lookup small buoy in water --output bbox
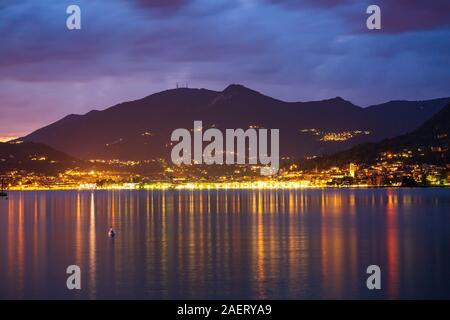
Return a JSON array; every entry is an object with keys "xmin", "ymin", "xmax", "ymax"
[{"xmin": 108, "ymin": 227, "xmax": 116, "ymax": 238}]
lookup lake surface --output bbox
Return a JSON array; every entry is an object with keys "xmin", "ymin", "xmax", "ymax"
[{"xmin": 1, "ymin": 188, "xmax": 450, "ymax": 299}]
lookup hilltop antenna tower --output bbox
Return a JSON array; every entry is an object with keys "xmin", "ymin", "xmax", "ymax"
[{"xmin": 176, "ymin": 82, "xmax": 190, "ymax": 89}]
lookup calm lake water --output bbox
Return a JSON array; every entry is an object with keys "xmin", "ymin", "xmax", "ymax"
[{"xmin": 1, "ymin": 188, "xmax": 450, "ymax": 299}]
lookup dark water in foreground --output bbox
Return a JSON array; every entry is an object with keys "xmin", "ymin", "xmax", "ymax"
[{"xmin": 1, "ymin": 188, "xmax": 450, "ymax": 299}]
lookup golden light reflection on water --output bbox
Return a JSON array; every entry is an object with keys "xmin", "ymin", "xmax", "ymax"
[
  {"xmin": 0, "ymin": 189, "xmax": 449, "ymax": 299},
  {"xmin": 89, "ymin": 192, "xmax": 96, "ymax": 298},
  {"xmin": 386, "ymin": 190, "xmax": 399, "ymax": 298}
]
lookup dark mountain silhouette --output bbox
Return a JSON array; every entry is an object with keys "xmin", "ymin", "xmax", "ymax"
[
  {"xmin": 20, "ymin": 84, "xmax": 450, "ymax": 161},
  {"xmin": 311, "ymin": 103, "xmax": 450, "ymax": 168},
  {"xmin": 0, "ymin": 141, "xmax": 82, "ymax": 174}
]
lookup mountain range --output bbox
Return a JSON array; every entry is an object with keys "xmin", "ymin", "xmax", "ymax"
[
  {"xmin": 19, "ymin": 84, "xmax": 450, "ymax": 162},
  {"xmin": 0, "ymin": 141, "xmax": 80, "ymax": 174},
  {"xmin": 310, "ymin": 103, "xmax": 450, "ymax": 168}
]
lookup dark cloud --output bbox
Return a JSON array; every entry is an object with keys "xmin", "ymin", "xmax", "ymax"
[
  {"xmin": 134, "ymin": 0, "xmax": 187, "ymax": 7},
  {"xmin": 378, "ymin": 0, "xmax": 450, "ymax": 33},
  {"xmin": 132, "ymin": 0, "xmax": 189, "ymax": 13},
  {"xmin": 0, "ymin": 0, "xmax": 18, "ymax": 10},
  {"xmin": 268, "ymin": 0, "xmax": 352, "ymax": 8},
  {"xmin": 270, "ymin": 0, "xmax": 450, "ymax": 33},
  {"xmin": 0, "ymin": 0, "xmax": 450, "ymax": 137}
]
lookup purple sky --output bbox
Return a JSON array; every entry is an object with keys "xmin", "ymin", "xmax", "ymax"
[{"xmin": 1, "ymin": 0, "xmax": 450, "ymax": 140}]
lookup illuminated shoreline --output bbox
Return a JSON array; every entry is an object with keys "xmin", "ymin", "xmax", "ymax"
[{"xmin": 6, "ymin": 181, "xmax": 449, "ymax": 191}]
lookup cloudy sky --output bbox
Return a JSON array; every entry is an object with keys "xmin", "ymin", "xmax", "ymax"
[{"xmin": 1, "ymin": 0, "xmax": 450, "ymax": 140}]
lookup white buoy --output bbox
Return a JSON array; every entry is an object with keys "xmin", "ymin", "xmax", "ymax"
[{"xmin": 108, "ymin": 227, "xmax": 116, "ymax": 238}]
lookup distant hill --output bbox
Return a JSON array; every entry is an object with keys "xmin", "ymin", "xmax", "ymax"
[
  {"xmin": 20, "ymin": 84, "xmax": 450, "ymax": 161},
  {"xmin": 310, "ymin": 103, "xmax": 450, "ymax": 168},
  {"xmin": 0, "ymin": 141, "xmax": 81, "ymax": 174}
]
